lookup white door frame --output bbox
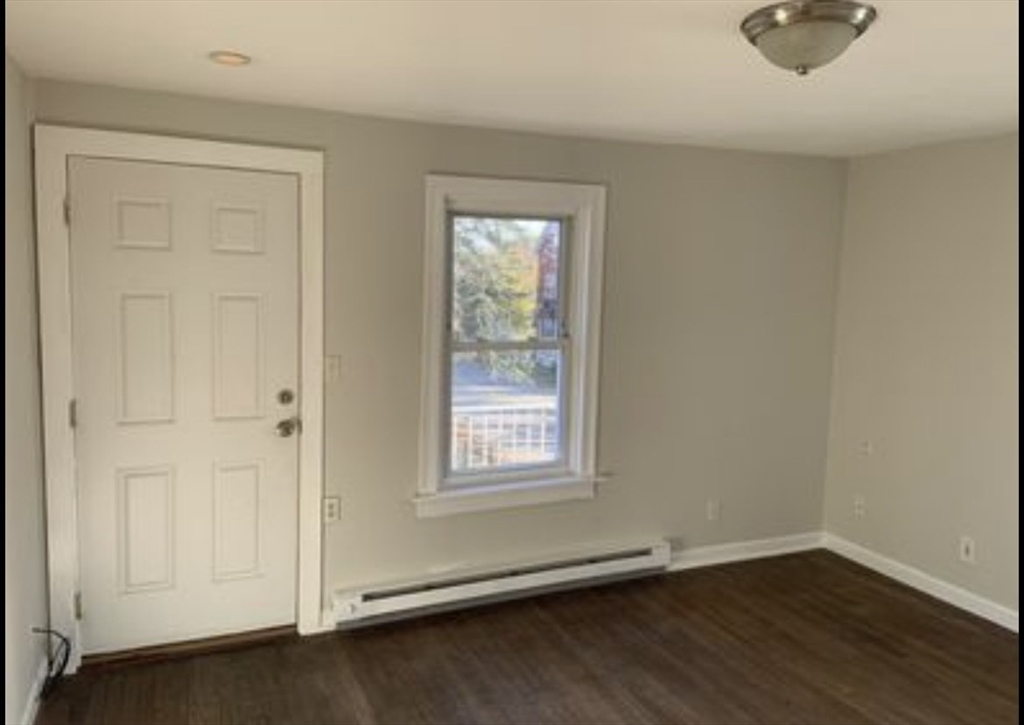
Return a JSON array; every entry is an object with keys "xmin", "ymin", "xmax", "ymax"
[{"xmin": 35, "ymin": 125, "xmax": 327, "ymax": 672}]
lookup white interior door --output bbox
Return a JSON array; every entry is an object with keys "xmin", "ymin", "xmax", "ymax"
[{"xmin": 70, "ymin": 157, "xmax": 300, "ymax": 654}]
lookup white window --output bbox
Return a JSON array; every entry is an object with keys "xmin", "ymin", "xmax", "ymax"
[{"xmin": 416, "ymin": 175, "xmax": 606, "ymax": 517}]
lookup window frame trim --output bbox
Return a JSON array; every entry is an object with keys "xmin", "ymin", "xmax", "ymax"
[{"xmin": 418, "ymin": 175, "xmax": 606, "ymax": 517}]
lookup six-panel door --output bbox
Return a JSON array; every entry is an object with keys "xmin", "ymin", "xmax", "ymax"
[{"xmin": 70, "ymin": 157, "xmax": 300, "ymax": 653}]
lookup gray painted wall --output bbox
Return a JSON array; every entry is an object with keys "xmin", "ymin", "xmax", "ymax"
[
  {"xmin": 825, "ymin": 134, "xmax": 1019, "ymax": 609},
  {"xmin": 34, "ymin": 80, "xmax": 846, "ymax": 603},
  {"xmin": 5, "ymin": 55, "xmax": 48, "ymax": 725}
]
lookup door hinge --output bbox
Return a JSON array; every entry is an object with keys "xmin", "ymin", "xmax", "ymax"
[
  {"xmin": 74, "ymin": 591, "xmax": 83, "ymax": 620},
  {"xmin": 69, "ymin": 399, "xmax": 78, "ymax": 429},
  {"xmin": 63, "ymin": 196, "xmax": 71, "ymax": 227}
]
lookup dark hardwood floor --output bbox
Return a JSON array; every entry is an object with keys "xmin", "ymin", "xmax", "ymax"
[{"xmin": 36, "ymin": 550, "xmax": 1018, "ymax": 725}]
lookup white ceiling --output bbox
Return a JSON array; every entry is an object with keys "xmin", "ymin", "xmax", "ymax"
[{"xmin": 5, "ymin": 0, "xmax": 1019, "ymax": 156}]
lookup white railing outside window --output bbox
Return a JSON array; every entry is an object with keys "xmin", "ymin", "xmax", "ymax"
[{"xmin": 451, "ymin": 403, "xmax": 559, "ymax": 471}]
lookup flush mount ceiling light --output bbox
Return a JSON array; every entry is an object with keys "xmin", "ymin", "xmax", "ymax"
[
  {"xmin": 208, "ymin": 49, "xmax": 252, "ymax": 67},
  {"xmin": 741, "ymin": 0, "xmax": 877, "ymax": 76}
]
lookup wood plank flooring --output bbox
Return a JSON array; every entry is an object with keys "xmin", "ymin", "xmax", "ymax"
[{"xmin": 36, "ymin": 551, "xmax": 1019, "ymax": 725}]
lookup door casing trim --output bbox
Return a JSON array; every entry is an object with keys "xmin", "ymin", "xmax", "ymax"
[{"xmin": 35, "ymin": 125, "xmax": 328, "ymax": 671}]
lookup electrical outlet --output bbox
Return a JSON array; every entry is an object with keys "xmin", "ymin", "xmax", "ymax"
[
  {"xmin": 958, "ymin": 535, "xmax": 976, "ymax": 564},
  {"xmin": 323, "ymin": 496, "xmax": 341, "ymax": 524},
  {"xmin": 705, "ymin": 499, "xmax": 721, "ymax": 522},
  {"xmin": 853, "ymin": 494, "xmax": 866, "ymax": 518}
]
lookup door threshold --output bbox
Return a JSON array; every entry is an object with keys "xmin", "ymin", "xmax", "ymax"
[{"xmin": 81, "ymin": 625, "xmax": 298, "ymax": 670}]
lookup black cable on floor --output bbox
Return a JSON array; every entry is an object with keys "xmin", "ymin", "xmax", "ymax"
[{"xmin": 32, "ymin": 627, "xmax": 71, "ymax": 698}]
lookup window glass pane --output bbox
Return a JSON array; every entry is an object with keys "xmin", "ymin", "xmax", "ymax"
[
  {"xmin": 451, "ymin": 216, "xmax": 561, "ymax": 342},
  {"xmin": 450, "ymin": 350, "xmax": 562, "ymax": 475}
]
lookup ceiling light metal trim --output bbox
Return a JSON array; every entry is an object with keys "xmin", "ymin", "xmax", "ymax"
[{"xmin": 741, "ymin": 1, "xmax": 876, "ymax": 44}]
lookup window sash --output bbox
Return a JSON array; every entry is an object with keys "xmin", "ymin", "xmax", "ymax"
[
  {"xmin": 446, "ymin": 212, "xmax": 569, "ymax": 345},
  {"xmin": 444, "ymin": 346, "xmax": 571, "ymax": 484},
  {"xmin": 442, "ymin": 214, "xmax": 572, "ymax": 487},
  {"xmin": 450, "ymin": 340, "xmax": 561, "ymax": 353}
]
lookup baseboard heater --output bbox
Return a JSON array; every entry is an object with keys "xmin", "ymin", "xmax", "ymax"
[{"xmin": 333, "ymin": 539, "xmax": 671, "ymax": 626}]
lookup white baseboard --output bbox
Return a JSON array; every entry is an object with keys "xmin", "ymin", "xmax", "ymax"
[
  {"xmin": 666, "ymin": 531, "xmax": 1018, "ymax": 634},
  {"xmin": 19, "ymin": 657, "xmax": 49, "ymax": 725},
  {"xmin": 669, "ymin": 531, "xmax": 824, "ymax": 572},
  {"xmin": 823, "ymin": 533, "xmax": 1019, "ymax": 633}
]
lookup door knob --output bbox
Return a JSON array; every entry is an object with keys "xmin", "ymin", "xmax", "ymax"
[{"xmin": 276, "ymin": 416, "xmax": 302, "ymax": 437}]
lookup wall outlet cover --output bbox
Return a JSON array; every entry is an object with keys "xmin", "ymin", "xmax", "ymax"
[{"xmin": 324, "ymin": 496, "xmax": 341, "ymax": 524}]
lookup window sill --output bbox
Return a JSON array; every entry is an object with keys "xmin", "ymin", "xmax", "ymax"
[{"xmin": 414, "ymin": 476, "xmax": 596, "ymax": 518}]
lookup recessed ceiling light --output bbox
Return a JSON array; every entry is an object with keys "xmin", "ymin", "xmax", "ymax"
[{"xmin": 208, "ymin": 50, "xmax": 251, "ymax": 67}]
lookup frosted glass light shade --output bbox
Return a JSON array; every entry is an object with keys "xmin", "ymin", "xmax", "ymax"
[{"xmin": 755, "ymin": 21, "xmax": 857, "ymax": 74}]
